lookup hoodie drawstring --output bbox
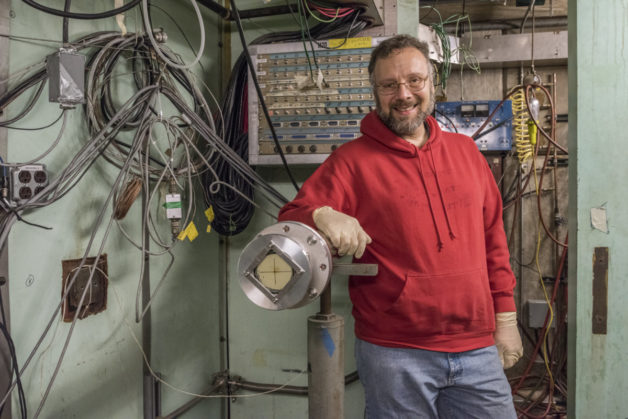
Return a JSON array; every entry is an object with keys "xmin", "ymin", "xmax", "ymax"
[
  {"xmin": 417, "ymin": 154, "xmax": 445, "ymax": 251},
  {"xmin": 429, "ymin": 146, "xmax": 457, "ymax": 241}
]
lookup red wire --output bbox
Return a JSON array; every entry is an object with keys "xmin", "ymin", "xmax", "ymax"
[
  {"xmin": 309, "ymin": 3, "xmax": 354, "ymax": 18},
  {"xmin": 512, "ymin": 234, "xmax": 568, "ymax": 415}
]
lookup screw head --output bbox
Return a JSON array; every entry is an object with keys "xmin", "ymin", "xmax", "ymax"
[
  {"xmin": 320, "ymin": 264, "xmax": 327, "ymax": 271},
  {"xmin": 307, "ymin": 236, "xmax": 318, "ymax": 245},
  {"xmin": 283, "ymin": 225, "xmax": 290, "ymax": 232}
]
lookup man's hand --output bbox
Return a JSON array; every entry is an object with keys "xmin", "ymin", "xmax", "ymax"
[
  {"xmin": 312, "ymin": 206, "xmax": 372, "ymax": 258},
  {"xmin": 494, "ymin": 311, "xmax": 523, "ymax": 369}
]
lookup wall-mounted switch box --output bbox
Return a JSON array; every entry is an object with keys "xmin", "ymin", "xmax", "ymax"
[
  {"xmin": 527, "ymin": 299, "xmax": 556, "ymax": 329},
  {"xmin": 47, "ymin": 49, "xmax": 85, "ymax": 107}
]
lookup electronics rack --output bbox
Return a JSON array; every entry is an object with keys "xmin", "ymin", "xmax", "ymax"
[
  {"xmin": 247, "ymin": 30, "xmax": 458, "ymax": 165},
  {"xmin": 248, "ymin": 36, "xmax": 388, "ymax": 165},
  {"xmin": 435, "ymin": 100, "xmax": 514, "ymax": 152}
]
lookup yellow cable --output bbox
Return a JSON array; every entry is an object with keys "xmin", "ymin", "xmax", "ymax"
[{"xmin": 513, "ymin": 88, "xmax": 533, "ymax": 163}]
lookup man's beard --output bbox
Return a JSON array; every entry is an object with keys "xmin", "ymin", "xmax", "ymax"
[{"xmin": 376, "ymin": 94, "xmax": 435, "ymax": 137}]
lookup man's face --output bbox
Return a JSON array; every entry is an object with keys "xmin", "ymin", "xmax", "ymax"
[{"xmin": 372, "ymin": 47, "xmax": 435, "ymax": 138}]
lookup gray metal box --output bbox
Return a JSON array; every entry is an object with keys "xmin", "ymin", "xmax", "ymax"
[
  {"xmin": 527, "ymin": 299, "xmax": 556, "ymax": 329},
  {"xmin": 47, "ymin": 49, "xmax": 85, "ymax": 106}
]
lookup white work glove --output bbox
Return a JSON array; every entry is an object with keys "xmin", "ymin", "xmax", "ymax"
[
  {"xmin": 494, "ymin": 311, "xmax": 523, "ymax": 369},
  {"xmin": 312, "ymin": 206, "xmax": 372, "ymax": 258}
]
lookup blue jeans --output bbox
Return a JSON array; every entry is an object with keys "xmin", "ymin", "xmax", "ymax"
[{"xmin": 354, "ymin": 338, "xmax": 516, "ymax": 419}]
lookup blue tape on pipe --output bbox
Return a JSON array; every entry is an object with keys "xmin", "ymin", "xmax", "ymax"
[{"xmin": 321, "ymin": 328, "xmax": 336, "ymax": 357}]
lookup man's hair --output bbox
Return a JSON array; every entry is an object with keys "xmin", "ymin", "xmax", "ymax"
[{"xmin": 368, "ymin": 35, "xmax": 432, "ymax": 84}]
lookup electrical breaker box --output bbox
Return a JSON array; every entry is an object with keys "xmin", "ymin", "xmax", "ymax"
[
  {"xmin": 47, "ymin": 49, "xmax": 86, "ymax": 107},
  {"xmin": 10, "ymin": 164, "xmax": 48, "ymax": 203},
  {"xmin": 435, "ymin": 100, "xmax": 513, "ymax": 152}
]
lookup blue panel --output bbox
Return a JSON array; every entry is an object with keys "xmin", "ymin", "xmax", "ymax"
[{"xmin": 435, "ymin": 100, "xmax": 513, "ymax": 152}]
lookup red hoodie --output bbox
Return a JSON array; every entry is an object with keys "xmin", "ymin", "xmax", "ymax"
[{"xmin": 278, "ymin": 112, "xmax": 516, "ymax": 352}]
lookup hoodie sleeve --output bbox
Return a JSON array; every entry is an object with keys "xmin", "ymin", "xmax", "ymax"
[
  {"xmin": 481, "ymin": 157, "xmax": 517, "ymax": 314},
  {"xmin": 278, "ymin": 152, "xmax": 355, "ymax": 228}
]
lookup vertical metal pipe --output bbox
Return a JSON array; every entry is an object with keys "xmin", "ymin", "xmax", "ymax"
[
  {"xmin": 319, "ymin": 283, "xmax": 332, "ymax": 315},
  {"xmin": 219, "ymin": 2, "xmax": 232, "ymax": 415},
  {"xmin": 219, "ymin": 236, "xmax": 231, "ymax": 418},
  {"xmin": 308, "ymin": 314, "xmax": 344, "ymax": 419},
  {"xmin": 142, "ymin": 192, "xmax": 157, "ymax": 419}
]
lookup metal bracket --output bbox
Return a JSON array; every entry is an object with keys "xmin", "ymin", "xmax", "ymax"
[
  {"xmin": 332, "ymin": 262, "xmax": 378, "ymax": 276},
  {"xmin": 592, "ymin": 247, "xmax": 608, "ymax": 334}
]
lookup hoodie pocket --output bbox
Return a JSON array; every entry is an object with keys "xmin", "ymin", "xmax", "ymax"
[{"xmin": 383, "ymin": 268, "xmax": 494, "ymax": 337}]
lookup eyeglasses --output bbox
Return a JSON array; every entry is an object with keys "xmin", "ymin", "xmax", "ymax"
[{"xmin": 375, "ymin": 75, "xmax": 429, "ymax": 95}]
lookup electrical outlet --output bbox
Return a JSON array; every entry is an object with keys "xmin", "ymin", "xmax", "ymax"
[
  {"xmin": 61, "ymin": 255, "xmax": 108, "ymax": 322},
  {"xmin": 10, "ymin": 164, "xmax": 48, "ymax": 204}
]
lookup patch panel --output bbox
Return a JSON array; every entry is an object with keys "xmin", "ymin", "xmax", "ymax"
[{"xmin": 248, "ymin": 37, "xmax": 389, "ymax": 165}]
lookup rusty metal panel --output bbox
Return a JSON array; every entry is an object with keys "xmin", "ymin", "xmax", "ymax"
[{"xmin": 592, "ymin": 247, "xmax": 608, "ymax": 334}]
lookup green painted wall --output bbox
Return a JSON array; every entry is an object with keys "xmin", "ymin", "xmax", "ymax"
[
  {"xmin": 5, "ymin": 1, "xmax": 223, "ymax": 418},
  {"xmin": 568, "ymin": 1, "xmax": 628, "ymax": 418}
]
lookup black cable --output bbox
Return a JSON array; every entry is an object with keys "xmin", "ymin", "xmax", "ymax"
[
  {"xmin": 62, "ymin": 0, "xmax": 71, "ymax": 43},
  {"xmin": 0, "ymin": 78, "xmax": 47, "ymax": 127},
  {"xmin": 311, "ymin": 10, "xmax": 364, "ymax": 50},
  {"xmin": 230, "ymin": 0, "xmax": 301, "ymax": 193},
  {"xmin": 1, "ymin": 111, "xmax": 64, "ymax": 131},
  {"xmin": 2, "ymin": 206, "xmax": 54, "ymax": 230},
  {"xmin": 472, "ymin": 115, "xmax": 514, "ymax": 140},
  {"xmin": 435, "ymin": 108, "xmax": 458, "ymax": 133},
  {"xmin": 21, "ymin": 0, "xmax": 141, "ymax": 20}
]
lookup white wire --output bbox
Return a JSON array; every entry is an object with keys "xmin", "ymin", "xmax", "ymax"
[
  {"xmin": 141, "ymin": 0, "xmax": 205, "ymax": 70},
  {"xmin": 109, "ymin": 279, "xmax": 308, "ymax": 399},
  {"xmin": 0, "ymin": 60, "xmax": 45, "ymax": 86}
]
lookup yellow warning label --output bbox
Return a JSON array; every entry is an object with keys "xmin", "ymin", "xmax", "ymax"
[
  {"xmin": 205, "ymin": 206, "xmax": 215, "ymax": 222},
  {"xmin": 327, "ymin": 36, "xmax": 372, "ymax": 50},
  {"xmin": 177, "ymin": 221, "xmax": 199, "ymax": 242}
]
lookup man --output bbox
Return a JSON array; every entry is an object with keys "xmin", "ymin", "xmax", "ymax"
[{"xmin": 278, "ymin": 34, "xmax": 523, "ymax": 418}]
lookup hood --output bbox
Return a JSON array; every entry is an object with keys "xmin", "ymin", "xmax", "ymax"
[{"xmin": 359, "ymin": 111, "xmax": 443, "ymax": 154}]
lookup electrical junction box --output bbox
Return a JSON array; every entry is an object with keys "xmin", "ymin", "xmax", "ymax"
[
  {"xmin": 10, "ymin": 164, "xmax": 48, "ymax": 203},
  {"xmin": 527, "ymin": 299, "xmax": 556, "ymax": 329},
  {"xmin": 435, "ymin": 100, "xmax": 513, "ymax": 152},
  {"xmin": 47, "ymin": 48, "xmax": 86, "ymax": 107}
]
